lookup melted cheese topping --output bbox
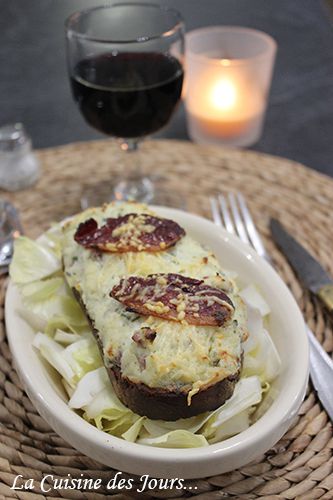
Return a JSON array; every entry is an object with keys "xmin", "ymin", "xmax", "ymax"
[
  {"xmin": 62, "ymin": 202, "xmax": 247, "ymax": 400},
  {"xmin": 105, "ymin": 214, "xmax": 157, "ymax": 251}
]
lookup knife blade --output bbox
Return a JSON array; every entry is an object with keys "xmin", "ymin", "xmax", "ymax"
[
  {"xmin": 270, "ymin": 218, "xmax": 333, "ymax": 313},
  {"xmin": 307, "ymin": 325, "xmax": 333, "ymax": 421}
]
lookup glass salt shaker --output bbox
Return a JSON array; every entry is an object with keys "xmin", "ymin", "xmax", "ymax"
[{"xmin": 0, "ymin": 123, "xmax": 40, "ymax": 191}]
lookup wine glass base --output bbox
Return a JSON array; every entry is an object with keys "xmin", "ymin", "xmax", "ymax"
[
  {"xmin": 80, "ymin": 178, "xmax": 186, "ymax": 210},
  {"xmin": 114, "ymin": 177, "xmax": 154, "ymax": 204}
]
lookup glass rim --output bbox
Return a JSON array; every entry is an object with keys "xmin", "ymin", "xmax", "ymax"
[
  {"xmin": 65, "ymin": 2, "xmax": 184, "ymax": 44},
  {"xmin": 186, "ymin": 26, "xmax": 277, "ymax": 66}
]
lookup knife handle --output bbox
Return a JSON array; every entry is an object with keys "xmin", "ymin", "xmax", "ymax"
[{"xmin": 318, "ymin": 284, "xmax": 333, "ymax": 312}]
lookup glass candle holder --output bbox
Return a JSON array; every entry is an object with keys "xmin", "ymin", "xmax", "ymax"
[{"xmin": 185, "ymin": 27, "xmax": 277, "ymax": 147}]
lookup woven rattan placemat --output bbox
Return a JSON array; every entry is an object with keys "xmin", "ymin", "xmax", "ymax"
[{"xmin": 1, "ymin": 139, "xmax": 333, "ymax": 500}]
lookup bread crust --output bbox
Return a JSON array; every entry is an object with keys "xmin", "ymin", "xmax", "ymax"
[
  {"xmin": 109, "ymin": 365, "xmax": 239, "ymax": 420},
  {"xmin": 72, "ymin": 287, "xmax": 240, "ymax": 421}
]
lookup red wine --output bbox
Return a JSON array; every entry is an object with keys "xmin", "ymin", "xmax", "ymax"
[{"xmin": 70, "ymin": 52, "xmax": 184, "ymax": 138}]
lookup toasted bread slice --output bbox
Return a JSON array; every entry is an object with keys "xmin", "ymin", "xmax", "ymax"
[{"xmin": 63, "ymin": 202, "xmax": 246, "ymax": 420}]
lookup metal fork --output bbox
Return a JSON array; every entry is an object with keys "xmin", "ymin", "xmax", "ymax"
[{"xmin": 210, "ymin": 192, "xmax": 333, "ymax": 421}]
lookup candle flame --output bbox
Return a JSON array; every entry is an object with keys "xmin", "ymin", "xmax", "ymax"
[
  {"xmin": 220, "ymin": 58, "xmax": 231, "ymax": 66},
  {"xmin": 210, "ymin": 79, "xmax": 236, "ymax": 111}
]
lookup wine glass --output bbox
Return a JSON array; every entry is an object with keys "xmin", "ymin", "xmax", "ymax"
[{"xmin": 65, "ymin": 3, "xmax": 184, "ymax": 208}]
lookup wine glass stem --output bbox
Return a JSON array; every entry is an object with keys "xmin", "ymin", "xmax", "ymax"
[
  {"xmin": 114, "ymin": 139, "xmax": 154, "ymax": 203},
  {"xmin": 120, "ymin": 139, "xmax": 140, "ymax": 178}
]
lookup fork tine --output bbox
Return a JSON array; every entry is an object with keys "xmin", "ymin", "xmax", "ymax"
[
  {"xmin": 228, "ymin": 193, "xmax": 250, "ymax": 244},
  {"xmin": 218, "ymin": 194, "xmax": 236, "ymax": 234},
  {"xmin": 236, "ymin": 193, "xmax": 268, "ymax": 259},
  {"xmin": 210, "ymin": 197, "xmax": 223, "ymax": 226}
]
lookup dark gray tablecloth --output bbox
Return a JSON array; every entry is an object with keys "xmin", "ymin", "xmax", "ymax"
[{"xmin": 1, "ymin": 0, "xmax": 332, "ymax": 176}]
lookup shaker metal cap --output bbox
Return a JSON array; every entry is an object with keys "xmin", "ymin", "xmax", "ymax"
[{"xmin": 0, "ymin": 123, "xmax": 30, "ymax": 152}]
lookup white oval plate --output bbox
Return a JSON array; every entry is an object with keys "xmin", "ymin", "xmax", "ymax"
[{"xmin": 5, "ymin": 206, "xmax": 309, "ymax": 479}]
